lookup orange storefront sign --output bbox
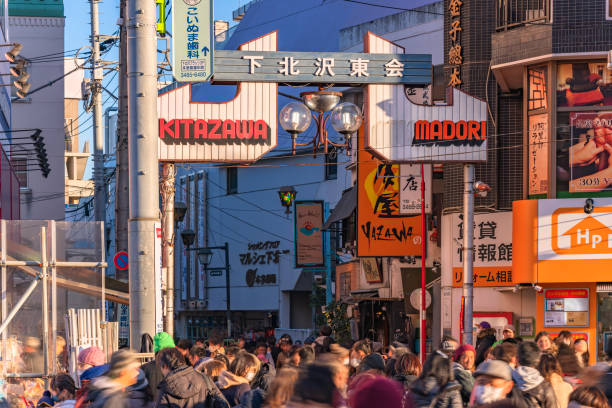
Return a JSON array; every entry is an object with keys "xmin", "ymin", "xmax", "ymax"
[
  {"xmin": 513, "ymin": 199, "xmax": 612, "ymax": 283},
  {"xmin": 357, "ymin": 129, "xmax": 422, "ymax": 257}
]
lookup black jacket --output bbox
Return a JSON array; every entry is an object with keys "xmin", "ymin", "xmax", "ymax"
[
  {"xmin": 220, "ymin": 384, "xmax": 250, "ymax": 407},
  {"xmin": 409, "ymin": 376, "xmax": 463, "ymax": 408},
  {"xmin": 157, "ymin": 366, "xmax": 229, "ymax": 408},
  {"xmin": 393, "ymin": 374, "xmax": 418, "ymax": 390},
  {"xmin": 475, "ymin": 330, "xmax": 497, "ymax": 367},
  {"xmin": 142, "ymin": 359, "xmax": 164, "ymax": 402},
  {"xmin": 513, "ymin": 366, "xmax": 557, "ymax": 408}
]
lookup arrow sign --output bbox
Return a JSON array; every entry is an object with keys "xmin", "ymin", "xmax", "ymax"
[
  {"xmin": 172, "ymin": 0, "xmax": 213, "ymax": 82},
  {"xmin": 202, "ymin": 46, "xmax": 209, "ymax": 56}
]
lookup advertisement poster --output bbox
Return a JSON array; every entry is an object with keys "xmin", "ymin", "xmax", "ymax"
[
  {"xmin": 357, "ymin": 127, "xmax": 422, "ymax": 256},
  {"xmin": 399, "ymin": 164, "xmax": 432, "ymax": 215},
  {"xmin": 361, "ymin": 257, "xmax": 382, "ymax": 283},
  {"xmin": 528, "ymin": 114, "xmax": 549, "ymax": 195},
  {"xmin": 568, "ymin": 112, "xmax": 612, "ymax": 192},
  {"xmin": 557, "ymin": 62, "xmax": 612, "ymax": 107},
  {"xmin": 544, "ymin": 289, "xmax": 589, "ymax": 328},
  {"xmin": 295, "ymin": 201, "xmax": 324, "ymax": 267},
  {"xmin": 451, "ymin": 212, "xmax": 513, "ymax": 287}
]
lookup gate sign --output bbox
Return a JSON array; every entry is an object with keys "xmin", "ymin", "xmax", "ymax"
[
  {"xmin": 364, "ymin": 33, "xmax": 487, "ymax": 163},
  {"xmin": 172, "ymin": 0, "xmax": 214, "ymax": 82}
]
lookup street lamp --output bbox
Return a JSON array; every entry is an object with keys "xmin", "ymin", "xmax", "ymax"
[
  {"xmin": 180, "ymin": 229, "xmax": 196, "ymax": 248},
  {"xmin": 174, "ymin": 201, "xmax": 187, "ymax": 223},
  {"xmin": 197, "ymin": 248, "xmax": 213, "ymax": 267},
  {"xmin": 278, "ymin": 185, "xmax": 297, "ymax": 214},
  {"xmin": 279, "ymin": 89, "xmax": 362, "ymax": 156}
]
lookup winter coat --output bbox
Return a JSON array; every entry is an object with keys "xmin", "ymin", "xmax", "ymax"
[
  {"xmin": 88, "ymin": 377, "xmax": 129, "ymax": 408},
  {"xmin": 75, "ymin": 365, "xmax": 110, "ymax": 408},
  {"xmin": 598, "ymin": 365, "xmax": 612, "ymax": 407},
  {"xmin": 142, "ymin": 359, "xmax": 165, "ymax": 402},
  {"xmin": 513, "ymin": 366, "xmax": 557, "ymax": 408},
  {"xmin": 475, "ymin": 330, "xmax": 497, "ymax": 367},
  {"xmin": 128, "ymin": 369, "xmax": 154, "ymax": 408},
  {"xmin": 236, "ymin": 389, "xmax": 265, "ymax": 408},
  {"xmin": 409, "ymin": 376, "xmax": 463, "ymax": 408},
  {"xmin": 216, "ymin": 370, "xmax": 251, "ymax": 407},
  {"xmin": 548, "ymin": 373, "xmax": 571, "ymax": 408},
  {"xmin": 452, "ymin": 362, "xmax": 474, "ymax": 404},
  {"xmin": 157, "ymin": 365, "xmax": 229, "ymax": 408},
  {"xmin": 394, "ymin": 373, "xmax": 418, "ymax": 390}
]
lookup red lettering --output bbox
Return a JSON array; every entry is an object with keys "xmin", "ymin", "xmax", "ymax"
[
  {"xmin": 430, "ymin": 121, "xmax": 443, "ymax": 140},
  {"xmin": 208, "ymin": 120, "xmax": 222, "ymax": 139},
  {"xmin": 254, "ymin": 120, "xmax": 267, "ymax": 140},
  {"xmin": 415, "ymin": 120, "xmax": 429, "ymax": 140},
  {"xmin": 223, "ymin": 119, "xmax": 235, "ymax": 139},
  {"xmin": 159, "ymin": 118, "xmax": 175, "ymax": 139},
  {"xmin": 237, "ymin": 120, "xmax": 253, "ymax": 139},
  {"xmin": 456, "ymin": 121, "xmax": 467, "ymax": 140},
  {"xmin": 468, "ymin": 121, "xmax": 480, "ymax": 140},
  {"xmin": 194, "ymin": 119, "xmax": 207, "ymax": 139},
  {"xmin": 180, "ymin": 119, "xmax": 193, "ymax": 139},
  {"xmin": 443, "ymin": 120, "xmax": 455, "ymax": 140},
  {"xmin": 480, "ymin": 121, "xmax": 487, "ymax": 140}
]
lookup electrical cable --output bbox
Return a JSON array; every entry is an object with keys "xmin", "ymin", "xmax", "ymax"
[{"xmin": 341, "ymin": 0, "xmax": 443, "ymax": 15}]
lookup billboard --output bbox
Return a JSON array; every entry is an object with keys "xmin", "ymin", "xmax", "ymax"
[
  {"xmin": 557, "ymin": 62, "xmax": 612, "ymax": 107},
  {"xmin": 172, "ymin": 0, "xmax": 214, "ymax": 82},
  {"xmin": 295, "ymin": 201, "xmax": 324, "ymax": 267}
]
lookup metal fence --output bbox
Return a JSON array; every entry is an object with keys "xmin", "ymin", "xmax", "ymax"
[{"xmin": 496, "ymin": 0, "xmax": 550, "ymax": 31}]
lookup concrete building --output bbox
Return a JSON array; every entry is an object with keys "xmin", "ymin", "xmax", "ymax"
[{"xmin": 9, "ymin": 0, "xmax": 65, "ymax": 220}]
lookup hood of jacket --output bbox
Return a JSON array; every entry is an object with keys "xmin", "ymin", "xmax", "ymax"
[
  {"xmin": 216, "ymin": 369, "xmax": 249, "ymax": 390},
  {"xmin": 513, "ymin": 366, "xmax": 544, "ymax": 391},
  {"xmin": 160, "ymin": 366, "xmax": 205, "ymax": 400},
  {"xmin": 81, "ymin": 364, "xmax": 109, "ymax": 381}
]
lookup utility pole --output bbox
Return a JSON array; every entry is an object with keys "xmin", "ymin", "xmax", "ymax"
[
  {"xmin": 116, "ymin": 0, "xmax": 129, "ymax": 282},
  {"xmin": 161, "ymin": 163, "xmax": 175, "ymax": 337},
  {"xmin": 90, "ymin": 0, "xmax": 106, "ymax": 222},
  {"xmin": 462, "ymin": 164, "xmax": 475, "ymax": 345},
  {"xmin": 127, "ymin": 0, "xmax": 159, "ymax": 344}
]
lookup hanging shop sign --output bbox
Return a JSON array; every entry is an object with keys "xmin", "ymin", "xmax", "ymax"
[
  {"xmin": 450, "ymin": 212, "xmax": 513, "ymax": 287},
  {"xmin": 295, "ymin": 201, "xmax": 324, "ymax": 268},
  {"xmin": 528, "ymin": 114, "xmax": 549, "ymax": 196},
  {"xmin": 172, "ymin": 0, "xmax": 214, "ymax": 82},
  {"xmin": 544, "ymin": 289, "xmax": 589, "ymax": 328},
  {"xmin": 513, "ymin": 198, "xmax": 612, "ymax": 283},
  {"xmin": 398, "ymin": 164, "xmax": 432, "ymax": 214},
  {"xmin": 364, "ymin": 33, "xmax": 487, "ymax": 163},
  {"xmin": 357, "ymin": 128, "xmax": 422, "ymax": 257},
  {"xmin": 448, "ymin": 0, "xmax": 463, "ymax": 87}
]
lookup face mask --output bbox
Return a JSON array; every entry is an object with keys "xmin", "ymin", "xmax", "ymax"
[
  {"xmin": 473, "ymin": 385, "xmax": 505, "ymax": 404},
  {"xmin": 245, "ymin": 371, "xmax": 256, "ymax": 382},
  {"xmin": 350, "ymin": 358, "xmax": 360, "ymax": 368}
]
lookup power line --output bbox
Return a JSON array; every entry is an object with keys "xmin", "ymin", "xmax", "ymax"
[{"xmin": 341, "ymin": 0, "xmax": 443, "ymax": 15}]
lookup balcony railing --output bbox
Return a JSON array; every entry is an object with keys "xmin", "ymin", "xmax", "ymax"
[{"xmin": 497, "ymin": 0, "xmax": 550, "ymax": 31}]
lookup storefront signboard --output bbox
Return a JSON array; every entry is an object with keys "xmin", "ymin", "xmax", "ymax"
[
  {"xmin": 528, "ymin": 114, "xmax": 549, "ymax": 195},
  {"xmin": 451, "ymin": 212, "xmax": 513, "ymax": 287},
  {"xmin": 294, "ymin": 201, "xmax": 324, "ymax": 267},
  {"xmin": 544, "ymin": 289, "xmax": 589, "ymax": 328},
  {"xmin": 398, "ymin": 164, "xmax": 432, "ymax": 215}
]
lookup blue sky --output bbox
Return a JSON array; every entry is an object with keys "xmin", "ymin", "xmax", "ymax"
[{"xmin": 63, "ymin": 0, "xmax": 240, "ymax": 176}]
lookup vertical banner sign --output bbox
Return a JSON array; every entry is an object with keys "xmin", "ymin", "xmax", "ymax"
[
  {"xmin": 154, "ymin": 222, "xmax": 163, "ymax": 334},
  {"xmin": 295, "ymin": 201, "xmax": 324, "ymax": 267},
  {"xmin": 172, "ymin": 0, "xmax": 213, "ymax": 82},
  {"xmin": 399, "ymin": 164, "xmax": 432, "ymax": 214},
  {"xmin": 528, "ymin": 114, "xmax": 549, "ymax": 195},
  {"xmin": 448, "ymin": 0, "xmax": 463, "ymax": 87}
]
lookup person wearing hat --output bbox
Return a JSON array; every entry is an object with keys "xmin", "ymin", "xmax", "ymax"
[
  {"xmin": 471, "ymin": 360, "xmax": 528, "ymax": 407},
  {"xmin": 475, "ymin": 321, "xmax": 498, "ymax": 368},
  {"xmin": 141, "ymin": 332, "xmax": 175, "ymax": 402},
  {"xmin": 74, "ymin": 346, "xmax": 109, "ymax": 407},
  {"xmin": 356, "ymin": 352, "xmax": 385, "ymax": 375},
  {"xmin": 452, "ymin": 344, "xmax": 475, "ymax": 404},
  {"xmin": 503, "ymin": 325, "xmax": 515, "ymax": 340},
  {"xmin": 275, "ymin": 336, "xmax": 293, "ymax": 370}
]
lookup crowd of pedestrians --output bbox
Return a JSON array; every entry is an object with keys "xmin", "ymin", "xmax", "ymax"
[{"xmin": 33, "ymin": 323, "xmax": 612, "ymax": 408}]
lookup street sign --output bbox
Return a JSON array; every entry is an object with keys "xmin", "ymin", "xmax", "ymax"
[
  {"xmin": 172, "ymin": 0, "xmax": 214, "ymax": 82},
  {"xmin": 114, "ymin": 251, "xmax": 129, "ymax": 270},
  {"xmin": 209, "ymin": 269, "xmax": 222, "ymax": 277}
]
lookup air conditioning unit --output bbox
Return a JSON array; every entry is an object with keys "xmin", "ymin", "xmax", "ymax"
[
  {"xmin": 197, "ymin": 300, "xmax": 206, "ymax": 309},
  {"xmin": 188, "ymin": 300, "xmax": 197, "ymax": 309}
]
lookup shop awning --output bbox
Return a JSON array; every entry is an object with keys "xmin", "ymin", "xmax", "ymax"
[{"xmin": 322, "ymin": 187, "xmax": 356, "ymax": 230}]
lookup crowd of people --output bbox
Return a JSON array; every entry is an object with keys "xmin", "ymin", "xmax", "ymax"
[{"xmin": 27, "ymin": 323, "xmax": 612, "ymax": 408}]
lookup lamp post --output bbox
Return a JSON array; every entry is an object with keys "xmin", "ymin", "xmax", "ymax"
[
  {"xmin": 181, "ymin": 234, "xmax": 231, "ymax": 339},
  {"xmin": 279, "ymin": 90, "xmax": 362, "ymax": 156}
]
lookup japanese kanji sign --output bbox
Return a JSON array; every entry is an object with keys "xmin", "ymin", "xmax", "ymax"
[
  {"xmin": 528, "ymin": 114, "xmax": 549, "ymax": 196},
  {"xmin": 212, "ymin": 51, "xmax": 431, "ymax": 85},
  {"xmin": 451, "ymin": 212, "xmax": 513, "ymax": 287},
  {"xmin": 399, "ymin": 164, "xmax": 432, "ymax": 214},
  {"xmin": 172, "ymin": 0, "xmax": 214, "ymax": 82}
]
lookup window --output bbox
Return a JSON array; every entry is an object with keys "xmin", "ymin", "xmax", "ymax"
[
  {"xmin": 226, "ymin": 167, "xmax": 237, "ymax": 194},
  {"xmin": 10, "ymin": 158, "xmax": 26, "ymax": 187},
  {"xmin": 325, "ymin": 147, "xmax": 338, "ymax": 180}
]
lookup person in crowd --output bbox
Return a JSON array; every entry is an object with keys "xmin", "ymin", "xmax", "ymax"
[
  {"xmin": 568, "ymin": 386, "xmax": 610, "ymax": 408},
  {"xmin": 288, "ymin": 346, "xmax": 302, "ymax": 367},
  {"xmin": 503, "ymin": 326, "xmax": 516, "ymax": 340},
  {"xmin": 452, "ymin": 344, "xmax": 475, "ymax": 404},
  {"xmin": 260, "ymin": 367, "xmax": 298, "ymax": 408},
  {"xmin": 142, "ymin": 331, "xmax": 175, "ymax": 402},
  {"xmin": 555, "ymin": 332, "xmax": 574, "ymax": 348},
  {"xmin": 56, "ymin": 336, "xmax": 68, "ymax": 373},
  {"xmin": 195, "ymin": 338, "xmax": 206, "ymax": 348},
  {"xmin": 238, "ymin": 337, "xmax": 246, "ymax": 350},
  {"xmin": 349, "ymin": 340, "xmax": 372, "ymax": 370},
  {"xmin": 596, "ymin": 338, "xmax": 612, "ymax": 406},
  {"xmin": 176, "ymin": 339, "xmax": 193, "ymax": 365},
  {"xmin": 22, "ymin": 337, "xmax": 44, "ymax": 373},
  {"xmin": 209, "ymin": 333, "xmax": 226, "ymax": 357},
  {"xmin": 442, "ymin": 336, "xmax": 460, "ymax": 353},
  {"xmin": 127, "ymin": 369, "xmax": 153, "ymax": 408},
  {"xmin": 349, "ymin": 374, "xmax": 403, "ymax": 408},
  {"xmin": 356, "ymin": 352, "xmax": 385, "ymax": 375},
  {"xmin": 217, "ymin": 351, "xmax": 261, "ymax": 406},
  {"xmin": 393, "ymin": 352, "xmax": 422, "ymax": 389},
  {"xmin": 514, "ymin": 341, "xmax": 557, "ymax": 408},
  {"xmin": 189, "ymin": 345, "xmax": 209, "ymax": 371},
  {"xmin": 256, "ymin": 343, "xmax": 272, "ymax": 364},
  {"xmin": 536, "ymin": 332, "xmax": 558, "ymax": 355},
  {"xmin": 75, "ymin": 346, "xmax": 109, "ymax": 407},
  {"xmin": 314, "ymin": 326, "xmax": 335, "ymax": 356},
  {"xmin": 275, "ymin": 337, "xmax": 293, "ymax": 370},
  {"xmin": 476, "ymin": 322, "xmax": 498, "ymax": 367},
  {"xmin": 226, "ymin": 346, "xmax": 241, "ymax": 364},
  {"xmin": 216, "ymin": 354, "xmax": 231, "ymax": 369},
  {"xmin": 200, "ymin": 359, "xmax": 226, "ymax": 382},
  {"xmin": 409, "ymin": 351, "xmax": 462, "ymax": 408},
  {"xmin": 156, "ymin": 347, "xmax": 228, "ymax": 408},
  {"xmin": 88, "ymin": 349, "xmax": 141, "ymax": 407},
  {"xmin": 471, "ymin": 359, "xmax": 528, "ymax": 408},
  {"xmin": 297, "ymin": 346, "xmax": 315, "ymax": 367},
  {"xmin": 50, "ymin": 373, "xmax": 77, "ymax": 408},
  {"xmin": 285, "ymin": 363, "xmax": 336, "ymax": 408},
  {"xmin": 492, "ymin": 341, "xmax": 519, "ymax": 369},
  {"xmin": 574, "ymin": 338, "xmax": 590, "ymax": 368},
  {"xmin": 539, "ymin": 353, "xmax": 572, "ymax": 408},
  {"xmin": 557, "ymin": 342, "xmax": 583, "ymax": 386}
]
